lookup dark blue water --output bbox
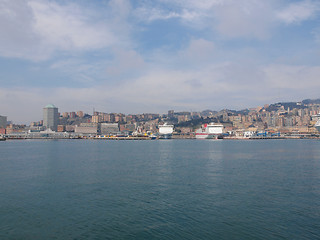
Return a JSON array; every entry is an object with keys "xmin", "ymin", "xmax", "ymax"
[{"xmin": 1, "ymin": 139, "xmax": 320, "ymax": 239}]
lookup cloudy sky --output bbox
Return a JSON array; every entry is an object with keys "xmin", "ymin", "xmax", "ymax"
[{"xmin": 1, "ymin": 0, "xmax": 320, "ymax": 123}]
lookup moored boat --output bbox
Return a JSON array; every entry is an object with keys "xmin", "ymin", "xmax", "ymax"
[
  {"xmin": 195, "ymin": 123, "xmax": 224, "ymax": 139},
  {"xmin": 315, "ymin": 119, "xmax": 320, "ymax": 132},
  {"xmin": 158, "ymin": 123, "xmax": 174, "ymax": 139}
]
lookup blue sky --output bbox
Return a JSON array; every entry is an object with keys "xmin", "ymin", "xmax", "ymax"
[{"xmin": 1, "ymin": 0, "xmax": 320, "ymax": 123}]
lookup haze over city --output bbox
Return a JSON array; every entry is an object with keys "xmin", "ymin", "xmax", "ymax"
[{"xmin": 1, "ymin": 0, "xmax": 320, "ymax": 123}]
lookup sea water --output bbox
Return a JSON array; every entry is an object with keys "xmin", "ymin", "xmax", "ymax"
[{"xmin": 1, "ymin": 139, "xmax": 320, "ymax": 239}]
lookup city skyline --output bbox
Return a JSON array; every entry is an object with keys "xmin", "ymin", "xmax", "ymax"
[
  {"xmin": 3, "ymin": 98, "xmax": 320, "ymax": 139},
  {"xmin": 1, "ymin": 0, "xmax": 320, "ymax": 123},
  {"xmin": 3, "ymin": 96, "xmax": 320, "ymax": 125}
]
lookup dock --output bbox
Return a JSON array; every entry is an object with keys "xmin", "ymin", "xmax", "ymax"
[{"xmin": 94, "ymin": 136, "xmax": 153, "ymax": 140}]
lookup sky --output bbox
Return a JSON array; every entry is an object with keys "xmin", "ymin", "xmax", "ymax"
[{"xmin": 1, "ymin": 0, "xmax": 320, "ymax": 123}]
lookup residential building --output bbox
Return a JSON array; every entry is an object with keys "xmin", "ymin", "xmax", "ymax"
[{"xmin": 77, "ymin": 111, "xmax": 84, "ymax": 118}]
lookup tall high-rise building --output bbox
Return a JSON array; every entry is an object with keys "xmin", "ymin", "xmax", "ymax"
[
  {"xmin": 0, "ymin": 115, "xmax": 7, "ymax": 128},
  {"xmin": 43, "ymin": 104, "xmax": 58, "ymax": 131}
]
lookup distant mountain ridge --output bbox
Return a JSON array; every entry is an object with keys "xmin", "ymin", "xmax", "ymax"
[
  {"xmin": 265, "ymin": 98, "xmax": 320, "ymax": 112},
  {"xmin": 301, "ymin": 98, "xmax": 320, "ymax": 105},
  {"xmin": 175, "ymin": 98, "xmax": 320, "ymax": 129},
  {"xmin": 197, "ymin": 98, "xmax": 320, "ymax": 116}
]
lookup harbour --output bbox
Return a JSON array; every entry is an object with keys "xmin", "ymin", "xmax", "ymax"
[
  {"xmin": 2, "ymin": 102, "xmax": 320, "ymax": 142},
  {"xmin": 2, "ymin": 131, "xmax": 320, "ymax": 140},
  {"xmin": 1, "ymin": 139, "xmax": 320, "ymax": 239}
]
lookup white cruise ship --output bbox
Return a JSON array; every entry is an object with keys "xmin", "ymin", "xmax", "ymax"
[
  {"xmin": 158, "ymin": 123, "xmax": 174, "ymax": 139},
  {"xmin": 315, "ymin": 119, "xmax": 320, "ymax": 132},
  {"xmin": 195, "ymin": 123, "xmax": 224, "ymax": 139}
]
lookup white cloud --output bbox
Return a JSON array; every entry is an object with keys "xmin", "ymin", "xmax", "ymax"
[
  {"xmin": 2, "ymin": 0, "xmax": 320, "ymax": 123},
  {"xmin": 30, "ymin": 1, "xmax": 115, "ymax": 50},
  {"xmin": 135, "ymin": 0, "xmax": 279, "ymax": 39},
  {"xmin": 134, "ymin": 7, "xmax": 180, "ymax": 22},
  {"xmin": 50, "ymin": 59, "xmax": 105, "ymax": 84},
  {"xmin": 213, "ymin": 0, "xmax": 277, "ymax": 39},
  {"xmin": 110, "ymin": 62, "xmax": 320, "ymax": 111},
  {"xmin": 133, "ymin": 0, "xmax": 223, "ymax": 27},
  {"xmin": 0, "ymin": 0, "xmax": 43, "ymax": 59},
  {"xmin": 159, "ymin": 0, "xmax": 223, "ymax": 10},
  {"xmin": 0, "ymin": 0, "xmax": 128, "ymax": 61},
  {"xmin": 135, "ymin": 0, "xmax": 320, "ymax": 39},
  {"xmin": 3, "ymin": 60, "xmax": 320, "ymax": 123},
  {"xmin": 277, "ymin": 0, "xmax": 320, "ymax": 24},
  {"xmin": 2, "ymin": 0, "xmax": 318, "ymax": 64},
  {"xmin": 179, "ymin": 38, "xmax": 215, "ymax": 62},
  {"xmin": 312, "ymin": 28, "xmax": 320, "ymax": 43},
  {"xmin": 146, "ymin": 38, "xmax": 217, "ymax": 70},
  {"xmin": 49, "ymin": 48, "xmax": 146, "ymax": 84},
  {"xmin": 106, "ymin": 48, "xmax": 145, "ymax": 79},
  {"xmin": 263, "ymin": 64, "xmax": 320, "ymax": 89}
]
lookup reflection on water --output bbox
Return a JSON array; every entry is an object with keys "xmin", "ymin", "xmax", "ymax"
[{"xmin": 1, "ymin": 139, "xmax": 320, "ymax": 239}]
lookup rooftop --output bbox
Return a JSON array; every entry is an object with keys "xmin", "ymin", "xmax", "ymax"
[{"xmin": 44, "ymin": 104, "xmax": 57, "ymax": 109}]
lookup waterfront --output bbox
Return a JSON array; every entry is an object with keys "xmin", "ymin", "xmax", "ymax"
[{"xmin": 1, "ymin": 139, "xmax": 320, "ymax": 239}]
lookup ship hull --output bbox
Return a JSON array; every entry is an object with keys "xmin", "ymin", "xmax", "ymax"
[
  {"xmin": 159, "ymin": 134, "xmax": 172, "ymax": 139},
  {"xmin": 195, "ymin": 123, "xmax": 223, "ymax": 139},
  {"xmin": 195, "ymin": 133, "xmax": 215, "ymax": 139}
]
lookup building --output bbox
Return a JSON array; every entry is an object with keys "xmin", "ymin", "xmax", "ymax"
[
  {"xmin": 0, "ymin": 115, "xmax": 7, "ymax": 129},
  {"xmin": 77, "ymin": 111, "xmax": 84, "ymax": 118},
  {"xmin": 57, "ymin": 125, "xmax": 65, "ymax": 132},
  {"xmin": 75, "ymin": 123, "xmax": 98, "ymax": 135},
  {"xmin": 65, "ymin": 125, "xmax": 75, "ymax": 132},
  {"xmin": 62, "ymin": 112, "xmax": 69, "ymax": 118},
  {"xmin": 69, "ymin": 112, "xmax": 76, "ymax": 118},
  {"xmin": 125, "ymin": 123, "xmax": 136, "ymax": 132},
  {"xmin": 178, "ymin": 115, "xmax": 190, "ymax": 123},
  {"xmin": 6, "ymin": 124, "xmax": 27, "ymax": 134},
  {"xmin": 101, "ymin": 123, "xmax": 119, "ymax": 135},
  {"xmin": 92, "ymin": 115, "xmax": 100, "ymax": 123},
  {"xmin": 27, "ymin": 128, "xmax": 69, "ymax": 139},
  {"xmin": 43, "ymin": 104, "xmax": 59, "ymax": 131},
  {"xmin": 0, "ymin": 128, "xmax": 5, "ymax": 134}
]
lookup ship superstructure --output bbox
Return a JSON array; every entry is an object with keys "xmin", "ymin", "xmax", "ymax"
[
  {"xmin": 312, "ymin": 113, "xmax": 320, "ymax": 133},
  {"xmin": 315, "ymin": 119, "xmax": 320, "ymax": 132},
  {"xmin": 158, "ymin": 123, "xmax": 174, "ymax": 139},
  {"xmin": 195, "ymin": 123, "xmax": 224, "ymax": 139}
]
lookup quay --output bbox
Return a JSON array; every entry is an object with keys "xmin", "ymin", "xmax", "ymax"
[
  {"xmin": 2, "ymin": 132, "xmax": 320, "ymax": 140},
  {"xmin": 94, "ymin": 136, "xmax": 152, "ymax": 140},
  {"xmin": 2, "ymin": 136, "xmax": 320, "ymax": 140},
  {"xmin": 2, "ymin": 135, "xmax": 155, "ymax": 140}
]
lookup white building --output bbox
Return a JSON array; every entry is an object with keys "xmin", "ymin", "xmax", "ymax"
[{"xmin": 75, "ymin": 123, "xmax": 98, "ymax": 135}]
